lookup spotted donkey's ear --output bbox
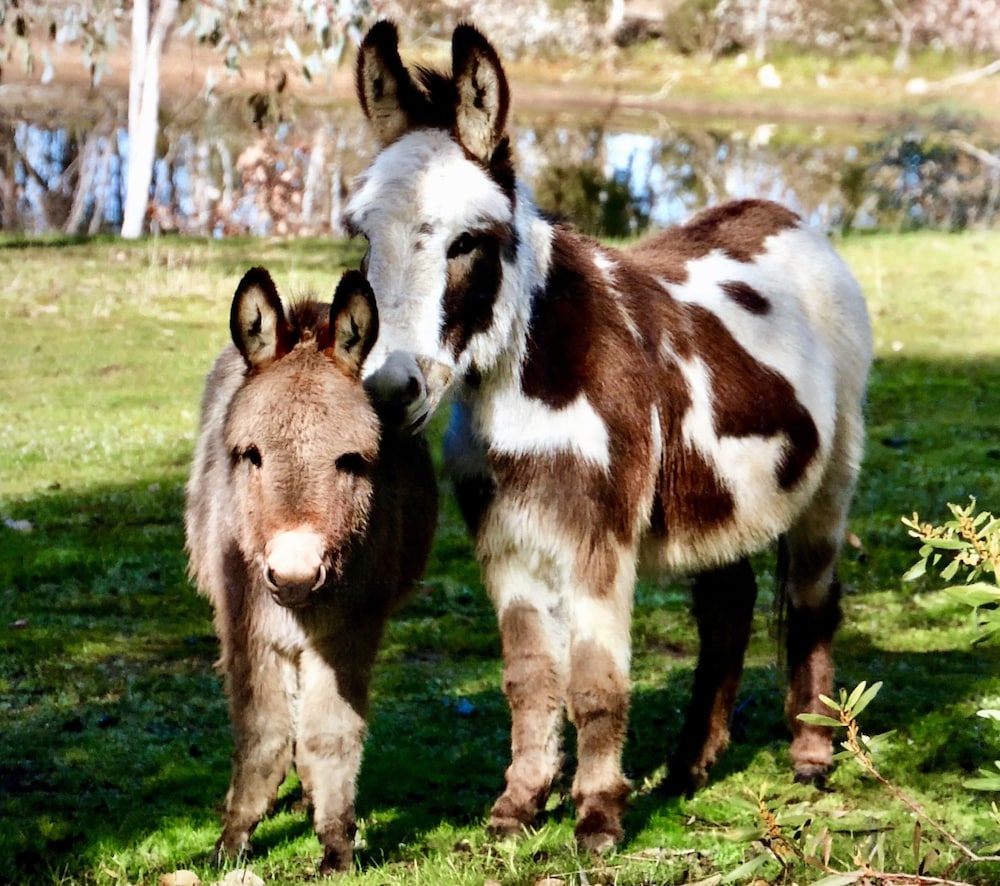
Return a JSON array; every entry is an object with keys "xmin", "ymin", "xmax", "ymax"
[
  {"xmin": 356, "ymin": 20, "xmax": 417, "ymax": 147},
  {"xmin": 451, "ymin": 23, "xmax": 510, "ymax": 165},
  {"xmin": 328, "ymin": 270, "xmax": 379, "ymax": 376},
  {"xmin": 230, "ymin": 266, "xmax": 292, "ymax": 371}
]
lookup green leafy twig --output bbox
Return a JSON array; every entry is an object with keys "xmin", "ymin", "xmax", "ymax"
[
  {"xmin": 799, "ymin": 683, "xmax": 1000, "ymax": 880},
  {"xmin": 902, "ymin": 499, "xmax": 1000, "ymax": 646}
]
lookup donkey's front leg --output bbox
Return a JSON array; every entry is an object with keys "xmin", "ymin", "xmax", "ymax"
[
  {"xmin": 566, "ymin": 552, "xmax": 635, "ymax": 853},
  {"xmin": 486, "ymin": 560, "xmax": 568, "ymax": 837},
  {"xmin": 216, "ymin": 640, "xmax": 295, "ymax": 863},
  {"xmin": 663, "ymin": 557, "xmax": 757, "ymax": 795},
  {"xmin": 295, "ymin": 643, "xmax": 374, "ymax": 874}
]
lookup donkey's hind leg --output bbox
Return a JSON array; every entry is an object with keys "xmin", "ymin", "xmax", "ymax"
[
  {"xmin": 663, "ymin": 557, "xmax": 757, "ymax": 796},
  {"xmin": 779, "ymin": 531, "xmax": 843, "ymax": 786},
  {"xmin": 781, "ymin": 402, "xmax": 863, "ymax": 785}
]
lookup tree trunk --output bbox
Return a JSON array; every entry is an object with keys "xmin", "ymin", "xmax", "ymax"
[{"xmin": 121, "ymin": 0, "xmax": 179, "ymax": 239}]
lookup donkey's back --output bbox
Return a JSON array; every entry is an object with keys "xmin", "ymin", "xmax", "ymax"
[{"xmin": 625, "ymin": 200, "xmax": 871, "ymax": 575}]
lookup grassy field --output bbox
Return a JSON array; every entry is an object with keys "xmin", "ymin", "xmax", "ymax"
[{"xmin": 1, "ymin": 230, "xmax": 999, "ymax": 886}]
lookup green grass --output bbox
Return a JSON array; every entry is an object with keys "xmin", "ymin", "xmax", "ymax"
[{"xmin": 1, "ymin": 231, "xmax": 999, "ymax": 885}]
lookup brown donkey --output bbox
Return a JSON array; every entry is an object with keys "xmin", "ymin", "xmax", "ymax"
[
  {"xmin": 185, "ymin": 267, "xmax": 437, "ymax": 873},
  {"xmin": 346, "ymin": 21, "xmax": 873, "ymax": 852}
]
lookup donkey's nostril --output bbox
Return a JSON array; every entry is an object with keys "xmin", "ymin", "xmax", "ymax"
[
  {"xmin": 311, "ymin": 564, "xmax": 327, "ymax": 592},
  {"xmin": 265, "ymin": 566, "xmax": 279, "ymax": 590}
]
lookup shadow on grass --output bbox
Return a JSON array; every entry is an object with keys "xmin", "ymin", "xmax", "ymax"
[{"xmin": 3, "ymin": 353, "xmax": 1000, "ymax": 881}]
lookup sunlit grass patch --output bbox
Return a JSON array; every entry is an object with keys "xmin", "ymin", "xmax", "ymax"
[{"xmin": 1, "ymin": 231, "xmax": 999, "ymax": 884}]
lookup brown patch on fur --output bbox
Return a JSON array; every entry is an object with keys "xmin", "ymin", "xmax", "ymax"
[
  {"xmin": 722, "ymin": 280, "xmax": 771, "ymax": 315},
  {"xmin": 627, "ymin": 199, "xmax": 801, "ymax": 285},
  {"xmin": 653, "ymin": 434, "xmax": 737, "ymax": 536},
  {"xmin": 689, "ymin": 305, "xmax": 819, "ymax": 489},
  {"xmin": 442, "ymin": 222, "xmax": 515, "ymax": 359},
  {"xmin": 520, "ymin": 231, "xmax": 606, "ymax": 408},
  {"xmin": 567, "ymin": 641, "xmax": 630, "ymax": 746}
]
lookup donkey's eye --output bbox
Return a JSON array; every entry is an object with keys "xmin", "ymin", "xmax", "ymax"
[
  {"xmin": 241, "ymin": 446, "xmax": 262, "ymax": 468},
  {"xmin": 336, "ymin": 452, "xmax": 371, "ymax": 477},
  {"xmin": 447, "ymin": 232, "xmax": 479, "ymax": 259}
]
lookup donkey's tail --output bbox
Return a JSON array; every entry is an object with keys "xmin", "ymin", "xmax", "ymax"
[{"xmin": 773, "ymin": 534, "xmax": 791, "ymax": 670}]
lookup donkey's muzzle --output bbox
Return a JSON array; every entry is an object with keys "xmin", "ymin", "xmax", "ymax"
[{"xmin": 264, "ymin": 530, "xmax": 327, "ymax": 608}]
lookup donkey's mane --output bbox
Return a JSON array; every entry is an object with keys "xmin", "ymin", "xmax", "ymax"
[
  {"xmin": 285, "ymin": 299, "xmax": 331, "ymax": 348},
  {"xmin": 410, "ymin": 66, "xmax": 460, "ymax": 129},
  {"xmin": 401, "ymin": 62, "xmax": 518, "ymax": 189}
]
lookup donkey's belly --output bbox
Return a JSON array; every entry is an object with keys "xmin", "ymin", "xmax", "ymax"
[{"xmin": 638, "ymin": 444, "xmax": 827, "ymax": 576}]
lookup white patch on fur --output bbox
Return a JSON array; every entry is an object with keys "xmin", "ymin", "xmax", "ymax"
[
  {"xmin": 597, "ymin": 252, "xmax": 643, "ymax": 344},
  {"xmin": 650, "ymin": 406, "xmax": 663, "ymax": 470},
  {"xmin": 482, "ymin": 498, "xmax": 574, "ymax": 671},
  {"xmin": 480, "ymin": 387, "xmax": 611, "ymax": 469},
  {"xmin": 638, "ymin": 223, "xmax": 873, "ymax": 573},
  {"xmin": 346, "ymin": 130, "xmax": 513, "ymax": 380},
  {"xmin": 568, "ymin": 548, "xmax": 635, "ymax": 677}
]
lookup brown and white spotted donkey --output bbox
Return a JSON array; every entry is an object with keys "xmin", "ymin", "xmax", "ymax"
[
  {"xmin": 345, "ymin": 20, "xmax": 873, "ymax": 853},
  {"xmin": 185, "ymin": 267, "xmax": 438, "ymax": 873}
]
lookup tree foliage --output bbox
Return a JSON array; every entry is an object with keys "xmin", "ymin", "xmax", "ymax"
[{"xmin": 0, "ymin": 0, "xmax": 372, "ymax": 88}]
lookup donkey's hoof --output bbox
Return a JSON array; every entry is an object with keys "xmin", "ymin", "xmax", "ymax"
[
  {"xmin": 658, "ymin": 762, "xmax": 707, "ymax": 798},
  {"xmin": 211, "ymin": 837, "xmax": 251, "ymax": 868},
  {"xmin": 575, "ymin": 810, "xmax": 623, "ymax": 854},
  {"xmin": 487, "ymin": 793, "xmax": 535, "ymax": 838},
  {"xmin": 793, "ymin": 763, "xmax": 832, "ymax": 789},
  {"xmin": 319, "ymin": 845, "xmax": 353, "ymax": 875},
  {"xmin": 487, "ymin": 815, "xmax": 527, "ymax": 839}
]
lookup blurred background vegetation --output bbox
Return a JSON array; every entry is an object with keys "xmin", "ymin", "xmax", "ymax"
[{"xmin": 1, "ymin": 0, "xmax": 998, "ymax": 241}]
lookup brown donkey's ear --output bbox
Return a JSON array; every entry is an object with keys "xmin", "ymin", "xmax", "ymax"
[
  {"xmin": 230, "ymin": 267, "xmax": 292, "ymax": 371},
  {"xmin": 329, "ymin": 270, "xmax": 379, "ymax": 376},
  {"xmin": 356, "ymin": 20, "xmax": 417, "ymax": 147},
  {"xmin": 452, "ymin": 23, "xmax": 510, "ymax": 165}
]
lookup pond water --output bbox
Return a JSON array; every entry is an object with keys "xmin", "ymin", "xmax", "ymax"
[{"xmin": 1, "ymin": 98, "xmax": 998, "ymax": 238}]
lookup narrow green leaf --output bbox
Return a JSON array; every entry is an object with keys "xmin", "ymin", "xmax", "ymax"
[
  {"xmin": 808, "ymin": 873, "xmax": 864, "ymax": 886},
  {"xmin": 944, "ymin": 583, "xmax": 1000, "ymax": 607},
  {"xmin": 981, "ymin": 517, "xmax": 1000, "ymax": 535},
  {"xmin": 962, "ymin": 775, "xmax": 1000, "ymax": 790},
  {"xmin": 846, "ymin": 681, "xmax": 868, "ymax": 711},
  {"xmin": 798, "ymin": 713, "xmax": 843, "ymax": 728},
  {"xmin": 902, "ymin": 559, "xmax": 927, "ymax": 581},
  {"xmin": 940, "ymin": 558, "xmax": 961, "ymax": 581},
  {"xmin": 922, "ymin": 538, "xmax": 971, "ymax": 551},
  {"xmin": 850, "ymin": 681, "xmax": 883, "ymax": 718},
  {"xmin": 721, "ymin": 852, "xmax": 772, "ymax": 883},
  {"xmin": 818, "ymin": 694, "xmax": 840, "ymax": 711}
]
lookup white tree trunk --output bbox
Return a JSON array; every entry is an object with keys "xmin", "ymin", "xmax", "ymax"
[{"xmin": 121, "ymin": 0, "xmax": 178, "ymax": 239}]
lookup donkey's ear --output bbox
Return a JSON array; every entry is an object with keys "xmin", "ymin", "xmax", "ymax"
[
  {"xmin": 356, "ymin": 20, "xmax": 416, "ymax": 146},
  {"xmin": 452, "ymin": 23, "xmax": 510, "ymax": 165},
  {"xmin": 230, "ymin": 267, "xmax": 291, "ymax": 371},
  {"xmin": 329, "ymin": 270, "xmax": 379, "ymax": 375}
]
